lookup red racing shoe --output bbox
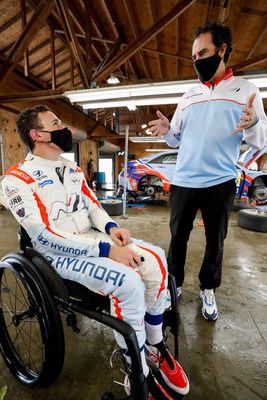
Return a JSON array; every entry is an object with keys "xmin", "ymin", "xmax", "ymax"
[
  {"xmin": 124, "ymin": 369, "xmax": 175, "ymax": 400},
  {"xmin": 145, "ymin": 341, "xmax": 189, "ymax": 396}
]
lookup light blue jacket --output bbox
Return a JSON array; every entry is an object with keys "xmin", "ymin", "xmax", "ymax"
[{"xmin": 163, "ymin": 70, "xmax": 267, "ymax": 188}]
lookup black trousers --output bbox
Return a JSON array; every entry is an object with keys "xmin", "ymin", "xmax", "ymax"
[{"xmin": 167, "ymin": 179, "xmax": 236, "ymax": 290}]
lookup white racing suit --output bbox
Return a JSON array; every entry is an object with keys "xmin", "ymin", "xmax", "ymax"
[{"xmin": 0, "ymin": 154, "xmax": 167, "ymax": 349}]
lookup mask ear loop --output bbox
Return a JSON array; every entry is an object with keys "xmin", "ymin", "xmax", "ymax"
[{"xmin": 32, "ymin": 130, "xmax": 52, "ymax": 144}]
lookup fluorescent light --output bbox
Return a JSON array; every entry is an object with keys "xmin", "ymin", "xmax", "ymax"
[
  {"xmin": 79, "ymin": 95, "xmax": 182, "ymax": 109},
  {"xmin": 244, "ymin": 74, "xmax": 267, "ymax": 87},
  {"xmin": 127, "ymin": 103, "xmax": 137, "ymax": 111},
  {"xmin": 65, "ymin": 74, "xmax": 267, "ymax": 109},
  {"xmin": 129, "ymin": 137, "xmax": 165, "ymax": 143},
  {"xmin": 107, "ymin": 75, "xmax": 120, "ymax": 84},
  {"xmin": 145, "ymin": 149, "xmax": 174, "ymax": 152},
  {"xmin": 145, "ymin": 129, "xmax": 152, "ymax": 135},
  {"xmin": 141, "ymin": 124, "xmax": 147, "ymax": 128}
]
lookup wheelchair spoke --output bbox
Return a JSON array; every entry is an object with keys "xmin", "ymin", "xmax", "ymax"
[{"xmin": 0, "ymin": 268, "xmax": 43, "ymax": 374}]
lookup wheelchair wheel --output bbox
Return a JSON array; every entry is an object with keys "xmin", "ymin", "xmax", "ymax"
[{"xmin": 0, "ymin": 254, "xmax": 65, "ymax": 387}]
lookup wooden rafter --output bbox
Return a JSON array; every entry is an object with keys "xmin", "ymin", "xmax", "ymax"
[
  {"xmin": 246, "ymin": 26, "xmax": 267, "ymax": 60},
  {"xmin": 90, "ymin": 1, "xmax": 131, "ymax": 81},
  {"xmin": 93, "ymin": 36, "xmax": 124, "ymax": 77},
  {"xmin": 84, "ymin": 0, "xmax": 93, "ymax": 83},
  {"xmin": 231, "ymin": 52, "xmax": 267, "ymax": 72},
  {"xmin": 55, "ymin": 0, "xmax": 89, "ymax": 88},
  {"xmin": 87, "ymin": 109, "xmax": 115, "ymax": 137},
  {"xmin": 124, "ymin": 0, "xmax": 151, "ymax": 79},
  {"xmin": 0, "ymin": 0, "xmax": 56, "ymax": 89},
  {"xmin": 21, "ymin": 0, "xmax": 29, "ymax": 77},
  {"xmin": 92, "ymin": 0, "xmax": 197, "ymax": 84},
  {"xmin": 0, "ymin": 6, "xmax": 30, "ymax": 35},
  {"xmin": 51, "ymin": 27, "xmax": 56, "ymax": 89},
  {"xmin": 0, "ymin": 88, "xmax": 64, "ymax": 103},
  {"xmin": 31, "ymin": 46, "xmax": 66, "ymax": 71},
  {"xmin": 148, "ymin": 0, "xmax": 163, "ymax": 79}
]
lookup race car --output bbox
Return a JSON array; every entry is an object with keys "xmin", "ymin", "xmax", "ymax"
[
  {"xmin": 117, "ymin": 147, "xmax": 267, "ymax": 208},
  {"xmin": 235, "ymin": 145, "xmax": 267, "ymax": 208},
  {"xmin": 118, "ymin": 151, "xmax": 177, "ymax": 199}
]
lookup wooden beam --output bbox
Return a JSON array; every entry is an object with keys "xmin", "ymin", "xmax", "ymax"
[
  {"xmin": 92, "ymin": 0, "xmax": 196, "ymax": 83},
  {"xmin": 55, "ymin": 0, "xmax": 89, "ymax": 88},
  {"xmin": 0, "ymin": 0, "xmax": 56, "ymax": 89},
  {"xmin": 91, "ymin": 37, "xmax": 191, "ymax": 61},
  {"xmin": 21, "ymin": 0, "xmax": 30, "ymax": 77},
  {"xmin": 0, "ymin": 6, "xmax": 31, "ymax": 35},
  {"xmin": 246, "ymin": 26, "xmax": 267, "ymax": 60},
  {"xmin": 87, "ymin": 108, "xmax": 115, "ymax": 137},
  {"xmin": 231, "ymin": 52, "xmax": 267, "ymax": 72},
  {"xmin": 30, "ymin": 46, "xmax": 66, "ymax": 71},
  {"xmin": 0, "ymin": 88, "xmax": 65, "ymax": 103},
  {"xmin": 51, "ymin": 27, "xmax": 56, "ymax": 89},
  {"xmin": 84, "ymin": 0, "xmax": 93, "ymax": 83},
  {"xmin": 93, "ymin": 36, "xmax": 124, "ymax": 77},
  {"xmin": 148, "ymin": 0, "xmax": 163, "ymax": 79},
  {"xmin": 124, "ymin": 0, "xmax": 151, "ymax": 79}
]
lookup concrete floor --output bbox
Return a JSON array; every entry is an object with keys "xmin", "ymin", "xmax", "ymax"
[{"xmin": 0, "ymin": 200, "xmax": 266, "ymax": 400}]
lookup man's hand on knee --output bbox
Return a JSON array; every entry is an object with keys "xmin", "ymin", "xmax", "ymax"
[
  {"xmin": 108, "ymin": 245, "xmax": 141, "ymax": 267},
  {"xmin": 110, "ymin": 227, "xmax": 131, "ymax": 246}
]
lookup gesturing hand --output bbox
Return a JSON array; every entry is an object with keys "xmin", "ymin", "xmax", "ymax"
[
  {"xmin": 232, "ymin": 93, "xmax": 257, "ymax": 135},
  {"xmin": 108, "ymin": 245, "xmax": 141, "ymax": 268},
  {"xmin": 148, "ymin": 110, "xmax": 170, "ymax": 137}
]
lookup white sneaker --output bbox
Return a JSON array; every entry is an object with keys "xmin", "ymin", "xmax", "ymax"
[
  {"xmin": 200, "ymin": 289, "xmax": 218, "ymax": 321},
  {"xmin": 165, "ymin": 287, "xmax": 182, "ymax": 310}
]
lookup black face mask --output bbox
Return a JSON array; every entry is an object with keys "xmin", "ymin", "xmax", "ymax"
[
  {"xmin": 39, "ymin": 127, "xmax": 73, "ymax": 152},
  {"xmin": 194, "ymin": 50, "xmax": 222, "ymax": 82}
]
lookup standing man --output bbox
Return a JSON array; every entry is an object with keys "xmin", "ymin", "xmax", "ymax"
[
  {"xmin": 0, "ymin": 105, "xmax": 189, "ymax": 399},
  {"xmin": 149, "ymin": 22, "xmax": 267, "ymax": 321}
]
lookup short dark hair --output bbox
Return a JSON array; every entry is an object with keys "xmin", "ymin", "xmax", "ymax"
[
  {"xmin": 16, "ymin": 105, "xmax": 51, "ymax": 151},
  {"xmin": 193, "ymin": 22, "xmax": 233, "ymax": 64}
]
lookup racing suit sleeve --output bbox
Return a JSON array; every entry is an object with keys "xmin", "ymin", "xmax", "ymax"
[
  {"xmin": 1, "ymin": 175, "xmax": 109, "ymax": 258},
  {"xmin": 243, "ymin": 86, "xmax": 267, "ymax": 150},
  {"xmin": 80, "ymin": 175, "xmax": 119, "ymax": 235},
  {"xmin": 161, "ymin": 101, "xmax": 183, "ymax": 148}
]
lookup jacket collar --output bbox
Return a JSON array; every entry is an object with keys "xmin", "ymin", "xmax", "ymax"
[{"xmin": 202, "ymin": 68, "xmax": 233, "ymax": 88}]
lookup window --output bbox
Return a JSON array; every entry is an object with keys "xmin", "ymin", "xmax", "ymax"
[
  {"xmin": 62, "ymin": 142, "xmax": 79, "ymax": 163},
  {"xmin": 150, "ymin": 153, "xmax": 178, "ymax": 164}
]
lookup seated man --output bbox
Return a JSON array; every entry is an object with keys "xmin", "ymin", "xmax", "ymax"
[{"xmin": 0, "ymin": 105, "xmax": 189, "ymax": 399}]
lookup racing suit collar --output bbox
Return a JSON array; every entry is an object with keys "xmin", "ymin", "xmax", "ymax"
[
  {"xmin": 26, "ymin": 152, "xmax": 77, "ymax": 169},
  {"xmin": 201, "ymin": 68, "xmax": 233, "ymax": 88}
]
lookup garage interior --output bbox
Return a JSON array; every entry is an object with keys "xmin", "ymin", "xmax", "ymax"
[{"xmin": 0, "ymin": 1, "xmax": 266, "ymax": 400}]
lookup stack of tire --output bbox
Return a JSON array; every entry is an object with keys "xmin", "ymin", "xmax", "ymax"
[{"xmin": 238, "ymin": 209, "xmax": 267, "ymax": 233}]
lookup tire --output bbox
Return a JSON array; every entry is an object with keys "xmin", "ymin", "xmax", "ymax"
[
  {"xmin": 100, "ymin": 199, "xmax": 123, "ymax": 216},
  {"xmin": 238, "ymin": 209, "xmax": 267, "ymax": 233},
  {"xmin": 0, "ymin": 253, "xmax": 65, "ymax": 387}
]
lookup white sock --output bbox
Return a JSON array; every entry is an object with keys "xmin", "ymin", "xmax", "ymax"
[
  {"xmin": 125, "ymin": 349, "xmax": 149, "ymax": 377},
  {"xmin": 140, "ymin": 349, "xmax": 149, "ymax": 377},
  {"xmin": 145, "ymin": 321, "xmax": 163, "ymax": 345}
]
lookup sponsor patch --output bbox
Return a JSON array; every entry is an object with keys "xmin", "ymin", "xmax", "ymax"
[
  {"xmin": 4, "ymin": 187, "xmax": 19, "ymax": 198},
  {"xmin": 9, "ymin": 195, "xmax": 23, "ymax": 208},
  {"xmin": 37, "ymin": 179, "xmax": 54, "ymax": 188},
  {"xmin": 38, "ymin": 236, "xmax": 49, "ymax": 246},
  {"xmin": 16, "ymin": 208, "xmax": 25, "ymax": 218},
  {"xmin": 33, "ymin": 170, "xmax": 43, "ymax": 177}
]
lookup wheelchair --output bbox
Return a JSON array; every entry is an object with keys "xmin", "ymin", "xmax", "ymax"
[{"xmin": 0, "ymin": 227, "xmax": 182, "ymax": 400}]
